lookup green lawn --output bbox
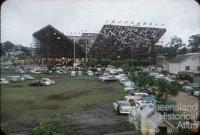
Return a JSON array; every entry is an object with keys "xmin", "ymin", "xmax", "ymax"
[{"xmin": 1, "ymin": 72, "xmax": 125, "ymax": 123}]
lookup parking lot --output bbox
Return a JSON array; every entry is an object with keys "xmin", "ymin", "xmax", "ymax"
[{"xmin": 1, "ymin": 71, "xmax": 135, "ymax": 134}]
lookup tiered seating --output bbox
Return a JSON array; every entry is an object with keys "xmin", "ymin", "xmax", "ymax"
[{"xmin": 90, "ymin": 25, "xmax": 166, "ymax": 60}]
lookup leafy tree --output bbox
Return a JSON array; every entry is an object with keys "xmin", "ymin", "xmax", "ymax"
[
  {"xmin": 162, "ymin": 36, "xmax": 187, "ymax": 59},
  {"xmin": 121, "ymin": 63, "xmax": 130, "ymax": 72},
  {"xmin": 168, "ymin": 81, "xmax": 181, "ymax": 96},
  {"xmin": 89, "ymin": 58, "xmax": 99, "ymax": 66},
  {"xmin": 155, "ymin": 79, "xmax": 170, "ymax": 101},
  {"xmin": 170, "ymin": 36, "xmax": 184, "ymax": 49},
  {"xmin": 1, "ymin": 41, "xmax": 15, "ymax": 52},
  {"xmin": 100, "ymin": 58, "xmax": 112, "ymax": 66},
  {"xmin": 161, "ymin": 46, "xmax": 177, "ymax": 59},
  {"xmin": 188, "ymin": 34, "xmax": 200, "ymax": 52},
  {"xmin": 177, "ymin": 47, "xmax": 187, "ymax": 55}
]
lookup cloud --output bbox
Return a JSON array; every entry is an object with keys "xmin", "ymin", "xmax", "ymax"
[{"xmin": 1, "ymin": 0, "xmax": 200, "ymax": 46}]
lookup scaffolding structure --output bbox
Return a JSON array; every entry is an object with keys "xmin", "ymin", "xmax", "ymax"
[
  {"xmin": 89, "ymin": 25, "xmax": 166, "ymax": 61},
  {"xmin": 32, "ymin": 25, "xmax": 84, "ymax": 61}
]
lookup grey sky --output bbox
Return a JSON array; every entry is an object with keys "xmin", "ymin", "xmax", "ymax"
[{"xmin": 1, "ymin": 0, "xmax": 200, "ymax": 47}]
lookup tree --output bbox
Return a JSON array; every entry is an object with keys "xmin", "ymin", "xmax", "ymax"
[
  {"xmin": 100, "ymin": 58, "xmax": 112, "ymax": 66},
  {"xmin": 188, "ymin": 34, "xmax": 200, "ymax": 52},
  {"xmin": 177, "ymin": 47, "xmax": 187, "ymax": 55},
  {"xmin": 170, "ymin": 36, "xmax": 184, "ymax": 49},
  {"xmin": 162, "ymin": 36, "xmax": 187, "ymax": 59},
  {"xmin": 168, "ymin": 81, "xmax": 181, "ymax": 96},
  {"xmin": 2, "ymin": 41, "xmax": 15, "ymax": 52},
  {"xmin": 155, "ymin": 79, "xmax": 170, "ymax": 101}
]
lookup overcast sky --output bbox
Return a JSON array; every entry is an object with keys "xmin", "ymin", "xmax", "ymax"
[{"xmin": 1, "ymin": 0, "xmax": 200, "ymax": 47}]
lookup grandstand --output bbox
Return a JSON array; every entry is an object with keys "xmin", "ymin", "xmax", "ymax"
[
  {"xmin": 32, "ymin": 25, "xmax": 84, "ymax": 60},
  {"xmin": 89, "ymin": 25, "xmax": 166, "ymax": 61}
]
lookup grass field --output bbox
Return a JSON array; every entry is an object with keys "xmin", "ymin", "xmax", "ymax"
[{"xmin": 1, "ymin": 72, "xmax": 126, "ymax": 134}]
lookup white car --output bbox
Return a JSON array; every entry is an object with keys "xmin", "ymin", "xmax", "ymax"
[
  {"xmin": 115, "ymin": 74, "xmax": 127, "ymax": 80},
  {"xmin": 124, "ymin": 92, "xmax": 149, "ymax": 102},
  {"xmin": 41, "ymin": 78, "xmax": 55, "ymax": 85},
  {"xmin": 193, "ymin": 91, "xmax": 200, "ymax": 97},
  {"xmin": 119, "ymin": 78, "xmax": 129, "ymax": 85},
  {"xmin": 135, "ymin": 100, "xmax": 153, "ymax": 109},
  {"xmin": 113, "ymin": 100, "xmax": 132, "ymax": 114},
  {"xmin": 31, "ymin": 69, "xmax": 41, "ymax": 74},
  {"xmin": 78, "ymin": 71, "xmax": 82, "ymax": 76},
  {"xmin": 124, "ymin": 87, "xmax": 135, "ymax": 92},
  {"xmin": 101, "ymin": 75, "xmax": 117, "ymax": 81},
  {"xmin": 123, "ymin": 81, "xmax": 135, "ymax": 87},
  {"xmin": 21, "ymin": 74, "xmax": 34, "ymax": 80},
  {"xmin": 56, "ymin": 70, "xmax": 66, "ymax": 74},
  {"xmin": 87, "ymin": 71, "xmax": 93, "ymax": 76},
  {"xmin": 155, "ymin": 74, "xmax": 165, "ymax": 79},
  {"xmin": 6, "ymin": 76, "xmax": 21, "ymax": 83},
  {"xmin": 0, "ymin": 78, "xmax": 9, "ymax": 85},
  {"xmin": 71, "ymin": 71, "xmax": 76, "ymax": 76},
  {"xmin": 182, "ymin": 86, "xmax": 194, "ymax": 91}
]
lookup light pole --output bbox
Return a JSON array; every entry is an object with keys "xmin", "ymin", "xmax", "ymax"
[
  {"xmin": 132, "ymin": 43, "xmax": 133, "ymax": 68},
  {"xmin": 73, "ymin": 38, "xmax": 75, "ymax": 67},
  {"xmin": 85, "ymin": 38, "xmax": 88, "ymax": 62}
]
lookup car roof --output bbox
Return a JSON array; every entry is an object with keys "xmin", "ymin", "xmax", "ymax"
[{"xmin": 117, "ymin": 100, "xmax": 129, "ymax": 104}]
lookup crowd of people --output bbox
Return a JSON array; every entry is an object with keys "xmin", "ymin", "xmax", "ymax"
[{"xmin": 90, "ymin": 25, "xmax": 166, "ymax": 59}]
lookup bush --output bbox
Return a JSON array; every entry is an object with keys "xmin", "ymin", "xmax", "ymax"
[
  {"xmin": 32, "ymin": 120, "xmax": 72, "ymax": 135},
  {"xmin": 100, "ymin": 58, "xmax": 112, "ymax": 66}
]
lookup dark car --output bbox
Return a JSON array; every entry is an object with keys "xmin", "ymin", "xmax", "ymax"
[{"xmin": 29, "ymin": 80, "xmax": 44, "ymax": 86}]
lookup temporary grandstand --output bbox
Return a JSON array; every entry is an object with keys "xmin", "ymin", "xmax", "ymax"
[
  {"xmin": 89, "ymin": 25, "xmax": 166, "ymax": 61},
  {"xmin": 32, "ymin": 25, "xmax": 84, "ymax": 61}
]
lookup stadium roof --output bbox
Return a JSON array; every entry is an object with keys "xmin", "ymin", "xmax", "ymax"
[
  {"xmin": 90, "ymin": 25, "xmax": 166, "ymax": 59},
  {"xmin": 33, "ymin": 25, "xmax": 72, "ymax": 43},
  {"xmin": 32, "ymin": 25, "xmax": 84, "ymax": 58}
]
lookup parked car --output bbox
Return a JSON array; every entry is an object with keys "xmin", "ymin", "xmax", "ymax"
[
  {"xmin": 113, "ymin": 100, "xmax": 132, "ymax": 114},
  {"xmin": 71, "ymin": 71, "xmax": 76, "ymax": 76},
  {"xmin": 41, "ymin": 78, "xmax": 55, "ymax": 85},
  {"xmin": 31, "ymin": 69, "xmax": 41, "ymax": 74},
  {"xmin": 155, "ymin": 74, "xmax": 165, "ymax": 79},
  {"xmin": 101, "ymin": 75, "xmax": 117, "ymax": 81},
  {"xmin": 193, "ymin": 90, "xmax": 200, "ymax": 97},
  {"xmin": 119, "ymin": 78, "xmax": 129, "ymax": 85},
  {"xmin": 6, "ymin": 76, "xmax": 20, "ymax": 83},
  {"xmin": 29, "ymin": 80, "xmax": 44, "ymax": 86},
  {"xmin": 87, "ymin": 71, "xmax": 94, "ymax": 76},
  {"xmin": 78, "ymin": 71, "xmax": 82, "ymax": 76},
  {"xmin": 124, "ymin": 87, "xmax": 135, "ymax": 93},
  {"xmin": 0, "ymin": 78, "xmax": 9, "ymax": 85},
  {"xmin": 21, "ymin": 74, "xmax": 34, "ymax": 80},
  {"xmin": 15, "ymin": 69, "xmax": 25, "ymax": 74},
  {"xmin": 56, "ymin": 70, "xmax": 66, "ymax": 74},
  {"xmin": 123, "ymin": 81, "xmax": 135, "ymax": 87},
  {"xmin": 124, "ymin": 92, "xmax": 149, "ymax": 102},
  {"xmin": 182, "ymin": 86, "xmax": 194, "ymax": 92},
  {"xmin": 43, "ymin": 70, "xmax": 52, "ymax": 74},
  {"xmin": 135, "ymin": 99, "xmax": 153, "ymax": 109}
]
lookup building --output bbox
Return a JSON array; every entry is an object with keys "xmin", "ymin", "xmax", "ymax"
[
  {"xmin": 32, "ymin": 25, "xmax": 84, "ymax": 64},
  {"xmin": 68, "ymin": 35, "xmax": 81, "ymax": 43},
  {"xmin": 140, "ymin": 106, "xmax": 175, "ymax": 135},
  {"xmin": 78, "ymin": 33, "xmax": 98, "ymax": 55},
  {"xmin": 169, "ymin": 53, "xmax": 200, "ymax": 75},
  {"xmin": 156, "ymin": 53, "xmax": 166, "ymax": 66},
  {"xmin": 89, "ymin": 25, "xmax": 166, "ymax": 62}
]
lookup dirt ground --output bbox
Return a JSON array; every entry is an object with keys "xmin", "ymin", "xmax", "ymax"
[
  {"xmin": 1, "ymin": 104, "xmax": 135, "ymax": 135},
  {"xmin": 65, "ymin": 104, "xmax": 135, "ymax": 135}
]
